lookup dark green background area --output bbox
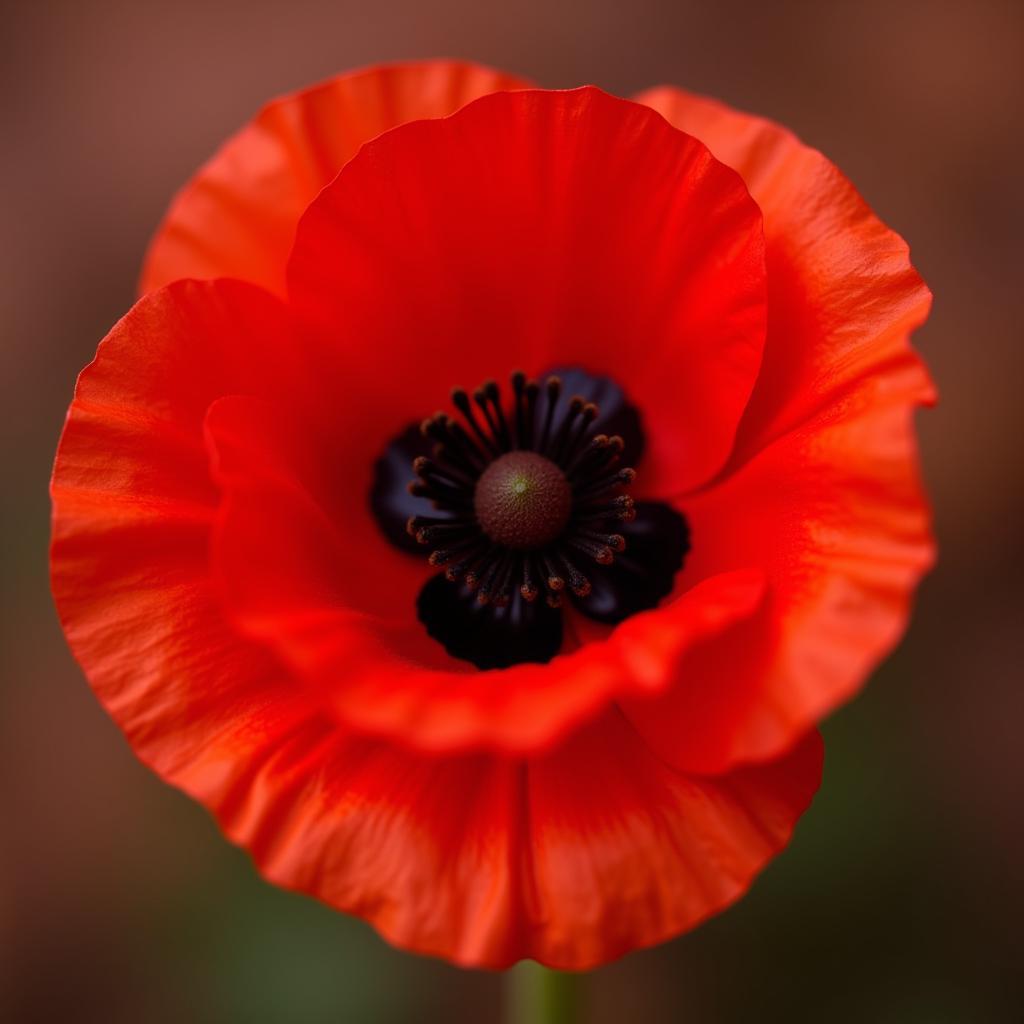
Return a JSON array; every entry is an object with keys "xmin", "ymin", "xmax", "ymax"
[{"xmin": 2, "ymin": 1, "xmax": 1020, "ymax": 1020}]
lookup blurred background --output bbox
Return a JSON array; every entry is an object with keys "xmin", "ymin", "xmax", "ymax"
[{"xmin": 2, "ymin": 1, "xmax": 1021, "ymax": 1021}]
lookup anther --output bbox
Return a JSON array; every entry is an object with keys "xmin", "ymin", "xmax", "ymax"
[
  {"xmin": 520, "ymin": 556, "xmax": 539, "ymax": 602},
  {"xmin": 416, "ymin": 523, "xmax": 472, "ymax": 545},
  {"xmin": 551, "ymin": 396, "xmax": 585, "ymax": 465},
  {"xmin": 567, "ymin": 537, "xmax": 615, "ymax": 565},
  {"xmin": 573, "ymin": 467, "xmax": 636, "ymax": 502},
  {"xmin": 557, "ymin": 553, "xmax": 592, "ymax": 597},
  {"xmin": 578, "ymin": 530, "xmax": 626, "ymax": 553},
  {"xmin": 562, "ymin": 402, "xmax": 599, "ymax": 467}
]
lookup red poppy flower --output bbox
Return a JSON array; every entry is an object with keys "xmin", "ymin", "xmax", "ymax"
[{"xmin": 51, "ymin": 60, "xmax": 933, "ymax": 969}]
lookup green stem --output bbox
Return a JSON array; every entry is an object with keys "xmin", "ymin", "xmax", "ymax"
[{"xmin": 505, "ymin": 962, "xmax": 579, "ymax": 1024}]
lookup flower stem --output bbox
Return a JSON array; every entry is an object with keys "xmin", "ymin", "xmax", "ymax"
[{"xmin": 505, "ymin": 962, "xmax": 579, "ymax": 1024}]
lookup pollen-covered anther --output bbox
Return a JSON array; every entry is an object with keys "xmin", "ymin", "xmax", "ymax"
[
  {"xmin": 520, "ymin": 558, "xmax": 539, "ymax": 602},
  {"xmin": 561, "ymin": 558, "xmax": 592, "ymax": 597},
  {"xmin": 591, "ymin": 532, "xmax": 626, "ymax": 552},
  {"xmin": 406, "ymin": 370, "xmax": 642, "ymax": 608}
]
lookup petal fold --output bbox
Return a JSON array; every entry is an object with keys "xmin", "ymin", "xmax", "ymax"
[{"xmin": 288, "ymin": 86, "xmax": 768, "ymax": 496}]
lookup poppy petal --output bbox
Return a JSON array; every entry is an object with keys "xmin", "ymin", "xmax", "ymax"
[
  {"xmin": 622, "ymin": 86, "xmax": 933, "ymax": 771},
  {"xmin": 50, "ymin": 280, "xmax": 308, "ymax": 785},
  {"xmin": 633, "ymin": 85, "xmax": 934, "ymax": 459},
  {"xmin": 205, "ymin": 395, "xmax": 427, "ymax": 627},
  {"xmin": 623, "ymin": 397, "xmax": 932, "ymax": 774},
  {"xmin": 140, "ymin": 61, "xmax": 533, "ymax": 298},
  {"xmin": 209, "ymin": 709, "xmax": 822, "ymax": 969},
  {"xmin": 522, "ymin": 716, "xmax": 823, "ymax": 969},
  {"xmin": 288, "ymin": 86, "xmax": 767, "ymax": 497}
]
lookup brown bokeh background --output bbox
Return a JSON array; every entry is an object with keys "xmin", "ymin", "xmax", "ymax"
[{"xmin": 2, "ymin": 1, "xmax": 1021, "ymax": 1021}]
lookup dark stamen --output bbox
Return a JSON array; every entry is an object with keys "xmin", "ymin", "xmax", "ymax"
[
  {"xmin": 404, "ymin": 371, "xmax": 641, "ymax": 616},
  {"xmin": 452, "ymin": 388, "xmax": 498, "ymax": 455},
  {"xmin": 556, "ymin": 551, "xmax": 592, "ymax": 597},
  {"xmin": 520, "ymin": 555, "xmax": 539, "ymax": 602},
  {"xmin": 523, "ymin": 379, "xmax": 539, "ymax": 450},
  {"xmin": 562, "ymin": 402, "xmax": 599, "ymax": 467},
  {"xmin": 511, "ymin": 371, "xmax": 527, "ymax": 450},
  {"xmin": 551, "ymin": 396, "xmax": 585, "ymax": 466},
  {"xmin": 473, "ymin": 385, "xmax": 503, "ymax": 449},
  {"xmin": 538, "ymin": 376, "xmax": 561, "ymax": 454}
]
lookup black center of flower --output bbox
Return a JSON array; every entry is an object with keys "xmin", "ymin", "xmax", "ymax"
[
  {"xmin": 370, "ymin": 366, "xmax": 690, "ymax": 670},
  {"xmin": 405, "ymin": 373, "xmax": 638, "ymax": 608},
  {"xmin": 475, "ymin": 451, "xmax": 571, "ymax": 550}
]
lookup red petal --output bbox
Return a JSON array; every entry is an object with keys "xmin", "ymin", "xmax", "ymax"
[
  {"xmin": 140, "ymin": 61, "xmax": 532, "ymax": 298},
  {"xmin": 620, "ymin": 87, "xmax": 934, "ymax": 771},
  {"xmin": 272, "ymin": 571, "xmax": 768, "ymax": 753},
  {"xmin": 644, "ymin": 398, "xmax": 932, "ymax": 772},
  {"xmin": 614, "ymin": 90, "xmax": 937, "ymax": 774},
  {"xmin": 50, "ymin": 280, "xmax": 306, "ymax": 787},
  {"xmin": 210, "ymin": 709, "xmax": 822, "ymax": 969},
  {"xmin": 288, "ymin": 86, "xmax": 767, "ymax": 495},
  {"xmin": 205, "ymin": 394, "xmax": 427, "ymax": 630},
  {"xmin": 634, "ymin": 85, "xmax": 934, "ymax": 458}
]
